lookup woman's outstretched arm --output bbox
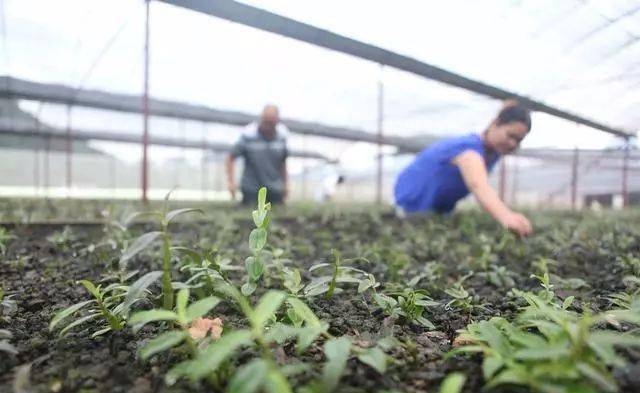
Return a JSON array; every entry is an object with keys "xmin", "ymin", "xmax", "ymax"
[{"xmin": 452, "ymin": 150, "xmax": 532, "ymax": 236}]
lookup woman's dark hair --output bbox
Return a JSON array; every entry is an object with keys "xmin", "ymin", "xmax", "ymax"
[{"xmin": 496, "ymin": 102, "xmax": 531, "ymax": 131}]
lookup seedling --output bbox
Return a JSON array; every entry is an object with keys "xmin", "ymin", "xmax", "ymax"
[
  {"xmin": 423, "ymin": 261, "xmax": 444, "ymax": 286},
  {"xmin": 121, "ymin": 191, "xmax": 203, "ymax": 310},
  {"xmin": 374, "ymin": 288, "xmax": 438, "ymax": 329},
  {"xmin": 0, "ymin": 329, "xmax": 17, "ymax": 355},
  {"xmin": 477, "ymin": 264, "xmax": 516, "ymax": 288},
  {"xmin": 0, "ymin": 286, "xmax": 17, "ymax": 321},
  {"xmin": 164, "ymin": 286, "xmax": 323, "ymax": 389},
  {"xmin": 450, "ymin": 295, "xmax": 640, "ymax": 393},
  {"xmin": 178, "ymin": 246, "xmax": 240, "ymax": 296},
  {"xmin": 445, "ymin": 274, "xmax": 487, "ymax": 314},
  {"xmin": 49, "ymin": 279, "xmax": 129, "ymax": 337},
  {"xmin": 511, "ymin": 272, "xmax": 577, "ymax": 311},
  {"xmin": 0, "ymin": 227, "xmax": 16, "ymax": 255},
  {"xmin": 607, "ymin": 291, "xmax": 640, "ymax": 312},
  {"xmin": 241, "ymin": 187, "xmax": 271, "ymax": 296},
  {"xmin": 129, "ymin": 288, "xmax": 222, "ymax": 360},
  {"xmin": 47, "ymin": 226, "xmax": 75, "ymax": 250},
  {"xmin": 618, "ymin": 253, "xmax": 640, "ymax": 276},
  {"xmin": 532, "ymin": 257, "xmax": 557, "ymax": 276},
  {"xmin": 49, "ymin": 268, "xmax": 164, "ymax": 338},
  {"xmin": 440, "ymin": 372, "xmax": 466, "ymax": 393},
  {"xmin": 305, "ymin": 249, "xmax": 376, "ymax": 298}
]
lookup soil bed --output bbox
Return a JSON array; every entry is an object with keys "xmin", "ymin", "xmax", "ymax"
[{"xmin": 1, "ymin": 207, "xmax": 639, "ymax": 392}]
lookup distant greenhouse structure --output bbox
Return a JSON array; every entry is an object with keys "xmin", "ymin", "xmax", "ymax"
[{"xmin": 0, "ymin": 0, "xmax": 638, "ymax": 207}]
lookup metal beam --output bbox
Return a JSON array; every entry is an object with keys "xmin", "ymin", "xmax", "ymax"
[
  {"xmin": 0, "ymin": 77, "xmax": 433, "ymax": 149},
  {"xmin": 0, "ymin": 123, "xmax": 329, "ymax": 160},
  {"xmin": 142, "ymin": 0, "xmax": 151, "ymax": 202},
  {"xmin": 158, "ymin": 0, "xmax": 635, "ymax": 139}
]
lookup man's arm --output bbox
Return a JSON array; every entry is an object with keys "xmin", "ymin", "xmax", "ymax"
[
  {"xmin": 452, "ymin": 150, "xmax": 532, "ymax": 236},
  {"xmin": 225, "ymin": 154, "xmax": 237, "ymax": 201}
]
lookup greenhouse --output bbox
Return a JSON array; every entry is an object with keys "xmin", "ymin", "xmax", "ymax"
[{"xmin": 1, "ymin": 0, "xmax": 640, "ymax": 392}]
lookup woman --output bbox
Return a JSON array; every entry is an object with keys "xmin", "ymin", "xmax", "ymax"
[{"xmin": 394, "ymin": 101, "xmax": 532, "ymax": 236}]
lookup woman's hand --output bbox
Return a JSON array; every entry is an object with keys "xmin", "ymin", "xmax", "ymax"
[
  {"xmin": 453, "ymin": 151, "xmax": 533, "ymax": 237},
  {"xmin": 498, "ymin": 211, "xmax": 532, "ymax": 237}
]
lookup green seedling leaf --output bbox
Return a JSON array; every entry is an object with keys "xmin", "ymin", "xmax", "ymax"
[
  {"xmin": 228, "ymin": 359, "xmax": 268, "ymax": 393},
  {"xmin": 253, "ymin": 291, "xmax": 287, "ymax": 330},
  {"xmin": 49, "ymin": 300, "xmax": 94, "ymax": 331},
  {"xmin": 249, "ymin": 228, "xmax": 268, "ymax": 252},
  {"xmin": 91, "ymin": 326, "xmax": 113, "ymax": 338},
  {"xmin": 576, "ymin": 362, "xmax": 617, "ymax": 393},
  {"xmin": 589, "ymin": 331, "xmax": 640, "ymax": 347},
  {"xmin": 280, "ymin": 363, "xmax": 311, "ymax": 377},
  {"xmin": 140, "ymin": 331, "xmax": 188, "ymax": 360},
  {"xmin": 122, "ymin": 271, "xmax": 163, "ymax": 313},
  {"xmin": 562, "ymin": 296, "xmax": 575, "ymax": 310},
  {"xmin": 265, "ymin": 369, "xmax": 293, "ymax": 393},
  {"xmin": 185, "ymin": 296, "xmax": 222, "ymax": 322},
  {"xmin": 475, "ymin": 320, "xmax": 511, "ymax": 355},
  {"xmin": 119, "ymin": 231, "xmax": 162, "ymax": 271},
  {"xmin": 416, "ymin": 316, "xmax": 436, "ymax": 330},
  {"xmin": 176, "ymin": 288, "xmax": 189, "ymax": 321},
  {"xmin": 252, "ymin": 210, "xmax": 268, "ymax": 228},
  {"xmin": 297, "ymin": 324, "xmax": 328, "ymax": 352},
  {"xmin": 78, "ymin": 280, "xmax": 102, "ymax": 301},
  {"xmin": 172, "ymin": 247, "xmax": 202, "ymax": 264},
  {"xmin": 486, "ymin": 368, "xmax": 528, "ymax": 388},
  {"xmin": 241, "ymin": 281, "xmax": 257, "ymax": 296},
  {"xmin": 482, "ymin": 356, "xmax": 503, "ymax": 380},
  {"xmin": 357, "ymin": 347, "xmax": 387, "ymax": 374},
  {"xmin": 0, "ymin": 340, "xmax": 18, "ymax": 355},
  {"xmin": 264, "ymin": 323, "xmax": 299, "ymax": 344},
  {"xmin": 129, "ymin": 309, "xmax": 178, "ymax": 332},
  {"xmin": 59, "ymin": 313, "xmax": 100, "ymax": 337},
  {"xmin": 440, "ymin": 372, "xmax": 466, "ymax": 393},
  {"xmin": 308, "ymin": 263, "xmax": 331, "ymax": 272},
  {"xmin": 123, "ymin": 211, "xmax": 161, "ymax": 227},
  {"xmin": 322, "ymin": 336, "xmax": 352, "ymax": 390},
  {"xmin": 286, "ymin": 297, "xmax": 321, "ymax": 328},
  {"xmin": 257, "ymin": 187, "xmax": 268, "ymax": 212},
  {"xmin": 169, "ymin": 329, "xmax": 253, "ymax": 383},
  {"xmin": 245, "ymin": 256, "xmax": 264, "ymax": 281},
  {"xmin": 513, "ymin": 346, "xmax": 571, "ymax": 360},
  {"xmin": 165, "ymin": 208, "xmax": 203, "ymax": 225}
]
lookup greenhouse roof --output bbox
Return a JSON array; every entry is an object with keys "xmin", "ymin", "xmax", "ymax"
[{"xmin": 1, "ymin": 0, "xmax": 639, "ymax": 152}]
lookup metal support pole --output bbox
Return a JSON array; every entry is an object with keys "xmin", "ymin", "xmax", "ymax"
[
  {"xmin": 174, "ymin": 120, "xmax": 184, "ymax": 188},
  {"xmin": 110, "ymin": 155, "xmax": 117, "ymax": 194},
  {"xmin": 44, "ymin": 134, "xmax": 50, "ymax": 197},
  {"xmin": 499, "ymin": 158, "xmax": 507, "ymax": 201},
  {"xmin": 302, "ymin": 134, "xmax": 307, "ymax": 200},
  {"xmin": 66, "ymin": 104, "xmax": 72, "ymax": 196},
  {"xmin": 622, "ymin": 141, "xmax": 630, "ymax": 207},
  {"xmin": 141, "ymin": 0, "xmax": 151, "ymax": 203},
  {"xmin": 570, "ymin": 147, "xmax": 579, "ymax": 210},
  {"xmin": 34, "ymin": 113, "xmax": 40, "ymax": 195},
  {"xmin": 201, "ymin": 122, "xmax": 207, "ymax": 201},
  {"xmin": 376, "ymin": 64, "xmax": 384, "ymax": 204}
]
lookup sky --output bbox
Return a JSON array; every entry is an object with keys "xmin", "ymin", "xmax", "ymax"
[{"xmin": 1, "ymin": 0, "xmax": 639, "ymax": 173}]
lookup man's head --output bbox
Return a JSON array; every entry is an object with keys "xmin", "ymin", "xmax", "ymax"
[
  {"xmin": 258, "ymin": 104, "xmax": 280, "ymax": 139},
  {"xmin": 485, "ymin": 101, "xmax": 531, "ymax": 155}
]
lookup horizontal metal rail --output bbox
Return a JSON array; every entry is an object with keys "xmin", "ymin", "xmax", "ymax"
[{"xmin": 0, "ymin": 122, "xmax": 329, "ymax": 160}]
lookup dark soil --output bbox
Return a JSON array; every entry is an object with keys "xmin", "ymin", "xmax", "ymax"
[{"xmin": 1, "ymin": 207, "xmax": 639, "ymax": 392}]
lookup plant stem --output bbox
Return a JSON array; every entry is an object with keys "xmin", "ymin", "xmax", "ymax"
[{"xmin": 162, "ymin": 233, "xmax": 174, "ymax": 310}]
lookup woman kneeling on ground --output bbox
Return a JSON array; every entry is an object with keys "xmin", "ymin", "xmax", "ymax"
[{"xmin": 394, "ymin": 100, "xmax": 533, "ymax": 237}]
